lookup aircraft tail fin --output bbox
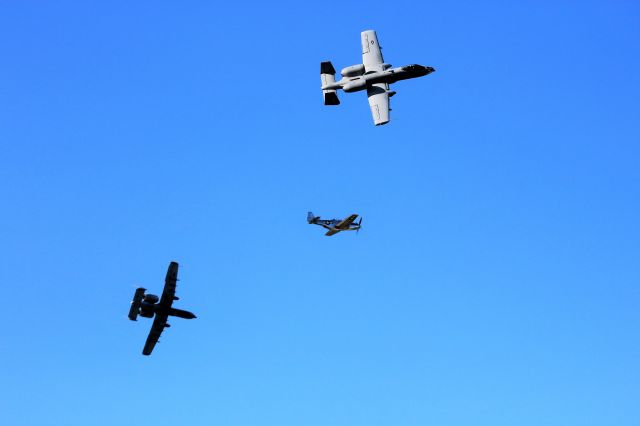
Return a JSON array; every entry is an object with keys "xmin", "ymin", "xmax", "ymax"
[
  {"xmin": 128, "ymin": 287, "xmax": 146, "ymax": 321},
  {"xmin": 307, "ymin": 211, "xmax": 317, "ymax": 223},
  {"xmin": 320, "ymin": 61, "xmax": 340, "ymax": 105}
]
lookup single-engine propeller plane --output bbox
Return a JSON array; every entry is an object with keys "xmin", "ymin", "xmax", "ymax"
[
  {"xmin": 128, "ymin": 261, "xmax": 196, "ymax": 355},
  {"xmin": 320, "ymin": 30, "xmax": 435, "ymax": 125},
  {"xmin": 307, "ymin": 212, "xmax": 362, "ymax": 236}
]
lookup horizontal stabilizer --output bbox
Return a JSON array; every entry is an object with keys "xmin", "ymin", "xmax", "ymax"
[
  {"xmin": 320, "ymin": 61, "xmax": 340, "ymax": 106},
  {"xmin": 128, "ymin": 287, "xmax": 147, "ymax": 321}
]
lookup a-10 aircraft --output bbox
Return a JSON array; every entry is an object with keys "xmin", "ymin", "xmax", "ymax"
[
  {"xmin": 320, "ymin": 30, "xmax": 435, "ymax": 126},
  {"xmin": 307, "ymin": 212, "xmax": 362, "ymax": 236},
  {"xmin": 128, "ymin": 261, "xmax": 196, "ymax": 355}
]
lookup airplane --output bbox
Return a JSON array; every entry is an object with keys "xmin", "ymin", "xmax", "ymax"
[
  {"xmin": 320, "ymin": 29, "xmax": 435, "ymax": 126},
  {"xmin": 128, "ymin": 261, "xmax": 196, "ymax": 355},
  {"xmin": 307, "ymin": 211, "xmax": 362, "ymax": 236}
]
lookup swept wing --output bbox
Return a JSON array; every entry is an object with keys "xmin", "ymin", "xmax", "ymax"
[
  {"xmin": 159, "ymin": 261, "xmax": 179, "ymax": 307},
  {"xmin": 143, "ymin": 314, "xmax": 168, "ymax": 355},
  {"xmin": 367, "ymin": 83, "xmax": 390, "ymax": 126},
  {"xmin": 335, "ymin": 214, "xmax": 359, "ymax": 229},
  {"xmin": 361, "ymin": 30, "xmax": 384, "ymax": 72},
  {"xmin": 141, "ymin": 262, "xmax": 179, "ymax": 355}
]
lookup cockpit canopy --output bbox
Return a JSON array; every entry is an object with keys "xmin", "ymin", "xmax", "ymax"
[{"xmin": 402, "ymin": 64, "xmax": 435, "ymax": 75}]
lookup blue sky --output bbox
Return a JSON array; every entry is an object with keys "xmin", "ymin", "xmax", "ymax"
[{"xmin": 1, "ymin": 1, "xmax": 639, "ymax": 425}]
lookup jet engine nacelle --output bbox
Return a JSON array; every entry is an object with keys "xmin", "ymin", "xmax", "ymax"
[
  {"xmin": 341, "ymin": 64, "xmax": 365, "ymax": 78},
  {"xmin": 343, "ymin": 79, "xmax": 367, "ymax": 93},
  {"xmin": 144, "ymin": 294, "xmax": 159, "ymax": 304}
]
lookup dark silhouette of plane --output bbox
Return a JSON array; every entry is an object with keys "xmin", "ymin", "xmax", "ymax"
[{"xmin": 128, "ymin": 261, "xmax": 196, "ymax": 355}]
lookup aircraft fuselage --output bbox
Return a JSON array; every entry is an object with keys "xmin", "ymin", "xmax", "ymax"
[
  {"xmin": 140, "ymin": 300, "xmax": 196, "ymax": 319},
  {"xmin": 322, "ymin": 64, "xmax": 435, "ymax": 93}
]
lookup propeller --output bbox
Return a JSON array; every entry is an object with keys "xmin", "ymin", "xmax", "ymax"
[{"xmin": 357, "ymin": 217, "xmax": 362, "ymax": 234}]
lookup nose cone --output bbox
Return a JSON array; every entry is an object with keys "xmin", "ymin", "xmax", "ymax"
[{"xmin": 410, "ymin": 65, "xmax": 435, "ymax": 77}]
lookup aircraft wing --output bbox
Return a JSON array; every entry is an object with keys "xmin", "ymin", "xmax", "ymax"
[
  {"xmin": 325, "ymin": 229, "xmax": 341, "ymax": 236},
  {"xmin": 142, "ymin": 314, "xmax": 168, "ymax": 355},
  {"xmin": 336, "ymin": 214, "xmax": 359, "ymax": 229},
  {"xmin": 159, "ymin": 261, "xmax": 179, "ymax": 308},
  {"xmin": 361, "ymin": 30, "xmax": 384, "ymax": 72},
  {"xmin": 367, "ymin": 83, "xmax": 390, "ymax": 126}
]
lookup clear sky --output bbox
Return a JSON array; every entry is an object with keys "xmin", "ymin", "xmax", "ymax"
[{"xmin": 1, "ymin": 1, "xmax": 639, "ymax": 425}]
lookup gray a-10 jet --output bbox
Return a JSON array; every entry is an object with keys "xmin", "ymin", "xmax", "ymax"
[
  {"xmin": 308, "ymin": 212, "xmax": 362, "ymax": 236},
  {"xmin": 320, "ymin": 30, "xmax": 435, "ymax": 126},
  {"xmin": 128, "ymin": 261, "xmax": 196, "ymax": 355}
]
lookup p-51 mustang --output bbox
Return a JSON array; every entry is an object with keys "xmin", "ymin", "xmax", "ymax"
[
  {"xmin": 128, "ymin": 261, "xmax": 196, "ymax": 355},
  {"xmin": 320, "ymin": 29, "xmax": 435, "ymax": 125},
  {"xmin": 307, "ymin": 212, "xmax": 362, "ymax": 236}
]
